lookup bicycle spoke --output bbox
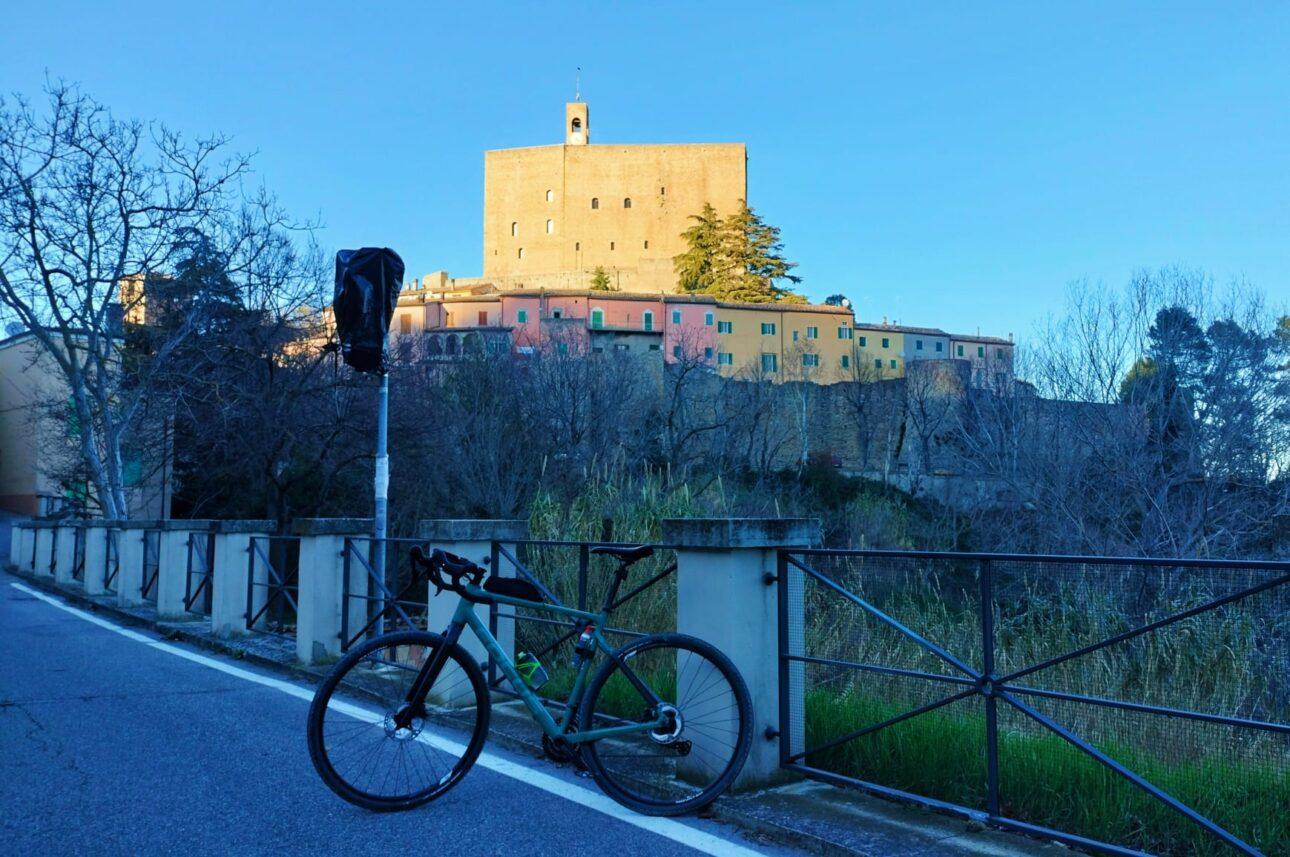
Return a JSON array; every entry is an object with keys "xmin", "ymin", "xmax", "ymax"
[
  {"xmin": 309, "ymin": 632, "xmax": 487, "ymax": 808},
  {"xmin": 582, "ymin": 637, "xmax": 750, "ymax": 813}
]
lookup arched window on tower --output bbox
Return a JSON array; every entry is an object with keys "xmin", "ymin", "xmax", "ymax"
[
  {"xmin": 591, "ymin": 198, "xmax": 599, "ymax": 210},
  {"xmin": 571, "ymin": 117, "xmax": 582, "ymax": 134},
  {"xmin": 546, "ymin": 219, "xmax": 554, "ymax": 234},
  {"xmin": 545, "ymin": 189, "xmax": 553, "ymax": 202},
  {"xmin": 623, "ymin": 198, "xmax": 632, "ymax": 209},
  {"xmin": 511, "ymin": 222, "xmax": 518, "ymax": 237}
]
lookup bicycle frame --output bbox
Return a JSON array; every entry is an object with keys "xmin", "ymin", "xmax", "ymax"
[{"xmin": 415, "ymin": 583, "xmax": 668, "ymax": 744}]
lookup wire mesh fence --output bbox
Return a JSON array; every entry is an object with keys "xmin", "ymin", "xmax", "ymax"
[
  {"xmin": 778, "ymin": 549, "xmax": 1289, "ymax": 857},
  {"xmin": 246, "ymin": 536, "xmax": 300, "ymax": 638},
  {"xmin": 490, "ymin": 540, "xmax": 678, "ymax": 706}
]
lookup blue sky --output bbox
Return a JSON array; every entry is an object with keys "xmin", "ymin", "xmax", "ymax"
[{"xmin": 4, "ymin": 2, "xmax": 1288, "ymax": 339}]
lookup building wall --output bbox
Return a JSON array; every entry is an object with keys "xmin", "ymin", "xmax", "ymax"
[
  {"xmin": 900, "ymin": 331, "xmax": 951, "ymax": 361},
  {"xmin": 0, "ymin": 333, "xmax": 166, "ymax": 518},
  {"xmin": 852, "ymin": 325, "xmax": 906, "ymax": 378},
  {"xmin": 482, "ymin": 105, "xmax": 747, "ymax": 294},
  {"xmin": 950, "ymin": 336, "xmax": 1015, "ymax": 386},
  {"xmin": 0, "ymin": 334, "xmax": 69, "ymax": 514}
]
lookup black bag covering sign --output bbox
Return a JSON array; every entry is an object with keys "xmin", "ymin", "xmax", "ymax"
[{"xmin": 333, "ymin": 247, "xmax": 405, "ymax": 374}]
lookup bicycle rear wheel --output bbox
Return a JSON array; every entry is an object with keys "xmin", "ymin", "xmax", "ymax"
[
  {"xmin": 307, "ymin": 630, "xmax": 490, "ymax": 812},
  {"xmin": 578, "ymin": 633, "xmax": 752, "ymax": 816}
]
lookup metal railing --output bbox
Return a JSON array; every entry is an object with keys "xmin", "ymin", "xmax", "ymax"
[
  {"xmin": 71, "ymin": 525, "xmax": 85, "ymax": 582},
  {"xmin": 139, "ymin": 529, "xmax": 161, "ymax": 601},
  {"xmin": 489, "ymin": 539, "xmax": 678, "ymax": 701},
  {"xmin": 48, "ymin": 527, "xmax": 59, "ymax": 577},
  {"xmin": 340, "ymin": 536, "xmax": 431, "ymax": 651},
  {"xmin": 246, "ymin": 536, "xmax": 300, "ymax": 638},
  {"xmin": 183, "ymin": 532, "xmax": 215, "ymax": 613},
  {"xmin": 103, "ymin": 529, "xmax": 120, "ymax": 592},
  {"xmin": 777, "ymin": 549, "xmax": 1290, "ymax": 857}
]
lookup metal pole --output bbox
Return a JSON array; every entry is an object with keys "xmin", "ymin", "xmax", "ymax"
[{"xmin": 373, "ymin": 371, "xmax": 389, "ymax": 636}]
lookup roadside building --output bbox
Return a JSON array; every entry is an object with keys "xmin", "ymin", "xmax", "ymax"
[{"xmin": 0, "ymin": 330, "xmax": 166, "ymax": 517}]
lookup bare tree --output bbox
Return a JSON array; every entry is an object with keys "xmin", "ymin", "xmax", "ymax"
[
  {"xmin": 902, "ymin": 361, "xmax": 963, "ymax": 495},
  {"xmin": 956, "ymin": 269, "xmax": 1288, "ymax": 557},
  {"xmin": 0, "ymin": 83, "xmax": 294, "ymax": 519},
  {"xmin": 782, "ymin": 339, "xmax": 820, "ymax": 469},
  {"xmin": 658, "ymin": 328, "xmax": 728, "ymax": 476}
]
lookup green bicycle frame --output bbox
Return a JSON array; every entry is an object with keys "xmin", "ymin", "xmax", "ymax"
[{"xmin": 435, "ymin": 583, "xmax": 668, "ymax": 744}]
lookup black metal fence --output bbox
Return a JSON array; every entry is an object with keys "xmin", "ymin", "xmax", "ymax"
[
  {"xmin": 777, "ymin": 549, "xmax": 1289, "ymax": 857},
  {"xmin": 340, "ymin": 536, "xmax": 433, "ymax": 651},
  {"xmin": 102, "ymin": 529, "xmax": 120, "ymax": 592},
  {"xmin": 70, "ymin": 525, "xmax": 85, "ymax": 582},
  {"xmin": 489, "ymin": 539, "xmax": 678, "ymax": 702},
  {"xmin": 184, "ymin": 532, "xmax": 215, "ymax": 614},
  {"xmin": 139, "ymin": 529, "xmax": 161, "ymax": 601},
  {"xmin": 246, "ymin": 536, "xmax": 300, "ymax": 637},
  {"xmin": 47, "ymin": 527, "xmax": 59, "ymax": 577}
]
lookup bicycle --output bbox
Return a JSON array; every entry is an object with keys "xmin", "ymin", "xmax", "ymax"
[{"xmin": 307, "ymin": 544, "xmax": 753, "ymax": 816}]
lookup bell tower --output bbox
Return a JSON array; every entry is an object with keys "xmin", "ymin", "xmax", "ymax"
[{"xmin": 566, "ymin": 102, "xmax": 588, "ymax": 145}]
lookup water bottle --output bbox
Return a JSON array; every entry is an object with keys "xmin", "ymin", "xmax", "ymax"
[{"xmin": 515, "ymin": 651, "xmax": 549, "ymax": 690}]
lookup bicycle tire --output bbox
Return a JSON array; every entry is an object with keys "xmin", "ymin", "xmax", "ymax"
[
  {"xmin": 577, "ymin": 632, "xmax": 753, "ymax": 816},
  {"xmin": 307, "ymin": 630, "xmax": 490, "ymax": 812}
]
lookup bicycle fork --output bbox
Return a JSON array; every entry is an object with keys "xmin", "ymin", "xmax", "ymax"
[{"xmin": 398, "ymin": 612, "xmax": 470, "ymax": 725}]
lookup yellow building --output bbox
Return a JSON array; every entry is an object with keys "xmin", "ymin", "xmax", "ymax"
[
  {"xmin": 712, "ymin": 303, "xmax": 856, "ymax": 383},
  {"xmin": 852, "ymin": 322, "xmax": 906, "ymax": 379},
  {"xmin": 481, "ymin": 102, "xmax": 746, "ymax": 293}
]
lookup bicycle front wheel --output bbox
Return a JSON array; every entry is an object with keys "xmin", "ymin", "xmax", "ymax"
[
  {"xmin": 578, "ymin": 633, "xmax": 752, "ymax": 815},
  {"xmin": 307, "ymin": 630, "xmax": 490, "ymax": 812}
]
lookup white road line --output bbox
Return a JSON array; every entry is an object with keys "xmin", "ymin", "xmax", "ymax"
[{"xmin": 10, "ymin": 581, "xmax": 767, "ymax": 857}]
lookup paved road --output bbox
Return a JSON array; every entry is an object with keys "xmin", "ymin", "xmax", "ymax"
[{"xmin": 0, "ymin": 575, "xmax": 795, "ymax": 856}]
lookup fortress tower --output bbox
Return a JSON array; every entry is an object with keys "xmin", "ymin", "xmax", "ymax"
[{"xmin": 481, "ymin": 102, "xmax": 747, "ymax": 293}]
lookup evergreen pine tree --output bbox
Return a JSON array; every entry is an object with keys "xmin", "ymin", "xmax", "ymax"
[
  {"xmin": 673, "ymin": 200, "xmax": 802, "ymax": 303},
  {"xmin": 673, "ymin": 203, "xmax": 723, "ymax": 294}
]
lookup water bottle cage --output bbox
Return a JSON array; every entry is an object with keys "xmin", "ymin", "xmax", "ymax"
[{"xmin": 409, "ymin": 546, "xmax": 485, "ymax": 598}]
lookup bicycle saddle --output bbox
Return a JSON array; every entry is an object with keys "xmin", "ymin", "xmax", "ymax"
[{"xmin": 590, "ymin": 545, "xmax": 653, "ymax": 564}]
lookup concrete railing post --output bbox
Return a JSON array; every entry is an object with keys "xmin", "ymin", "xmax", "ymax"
[
  {"xmin": 16, "ymin": 518, "xmax": 35, "ymax": 573},
  {"xmin": 53, "ymin": 522, "xmax": 81, "ymax": 586},
  {"xmin": 82, "ymin": 521, "xmax": 119, "ymax": 596},
  {"xmin": 417, "ymin": 519, "xmax": 528, "ymax": 702},
  {"xmin": 294, "ymin": 519, "xmax": 373, "ymax": 665},
  {"xmin": 114, "ymin": 523, "xmax": 155, "ymax": 607},
  {"xmin": 155, "ymin": 521, "xmax": 216, "ymax": 619},
  {"xmin": 662, "ymin": 517, "xmax": 820, "ymax": 790},
  {"xmin": 8, "ymin": 522, "xmax": 26, "ymax": 570},
  {"xmin": 32, "ymin": 522, "xmax": 56, "ymax": 578},
  {"xmin": 210, "ymin": 520, "xmax": 275, "ymax": 638}
]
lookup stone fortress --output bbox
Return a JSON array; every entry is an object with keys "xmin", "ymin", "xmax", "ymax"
[{"xmin": 396, "ymin": 102, "xmax": 1014, "ymax": 387}]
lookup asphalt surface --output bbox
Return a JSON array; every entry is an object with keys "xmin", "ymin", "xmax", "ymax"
[{"xmin": 0, "ymin": 574, "xmax": 797, "ymax": 856}]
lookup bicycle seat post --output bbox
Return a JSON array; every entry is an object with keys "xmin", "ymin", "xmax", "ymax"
[{"xmin": 601, "ymin": 562, "xmax": 630, "ymax": 613}]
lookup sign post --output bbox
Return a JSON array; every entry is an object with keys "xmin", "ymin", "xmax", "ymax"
[{"xmin": 333, "ymin": 247, "xmax": 405, "ymax": 636}]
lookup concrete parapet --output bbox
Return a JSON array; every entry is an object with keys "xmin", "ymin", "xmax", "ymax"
[
  {"xmin": 211, "ymin": 527, "xmax": 272, "ymax": 638},
  {"xmin": 155, "ymin": 521, "xmax": 216, "ymax": 618},
  {"xmin": 662, "ymin": 517, "xmax": 820, "ymax": 790},
  {"xmin": 53, "ymin": 523, "xmax": 82, "ymax": 586},
  {"xmin": 295, "ymin": 520, "xmax": 374, "ymax": 665}
]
